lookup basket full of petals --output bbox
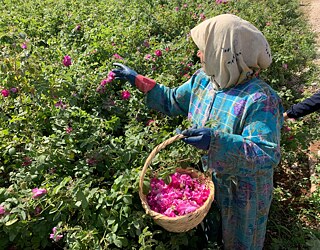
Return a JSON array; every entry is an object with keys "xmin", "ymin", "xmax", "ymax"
[{"xmin": 139, "ymin": 134, "xmax": 215, "ymax": 233}]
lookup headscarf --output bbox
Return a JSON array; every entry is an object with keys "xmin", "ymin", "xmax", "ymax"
[{"xmin": 190, "ymin": 14, "xmax": 272, "ymax": 89}]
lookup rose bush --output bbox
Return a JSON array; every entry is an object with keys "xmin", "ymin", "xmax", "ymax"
[{"xmin": 0, "ymin": 0, "xmax": 319, "ymax": 249}]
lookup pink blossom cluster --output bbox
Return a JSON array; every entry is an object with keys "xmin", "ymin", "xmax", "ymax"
[
  {"xmin": 147, "ymin": 172, "xmax": 210, "ymax": 217},
  {"xmin": 100, "ymin": 71, "xmax": 116, "ymax": 86}
]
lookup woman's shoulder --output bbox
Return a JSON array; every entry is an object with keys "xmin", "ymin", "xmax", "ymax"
[
  {"xmin": 227, "ymin": 78, "xmax": 281, "ymax": 104},
  {"xmin": 243, "ymin": 78, "xmax": 278, "ymax": 95}
]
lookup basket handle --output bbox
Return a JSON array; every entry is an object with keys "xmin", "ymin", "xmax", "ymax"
[{"xmin": 139, "ymin": 134, "xmax": 185, "ymax": 190}]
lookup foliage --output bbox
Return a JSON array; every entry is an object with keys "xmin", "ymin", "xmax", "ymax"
[{"xmin": 0, "ymin": 0, "xmax": 319, "ymax": 249}]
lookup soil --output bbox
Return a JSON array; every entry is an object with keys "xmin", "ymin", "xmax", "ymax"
[
  {"xmin": 300, "ymin": 0, "xmax": 320, "ymax": 194},
  {"xmin": 300, "ymin": 0, "xmax": 320, "ymax": 64}
]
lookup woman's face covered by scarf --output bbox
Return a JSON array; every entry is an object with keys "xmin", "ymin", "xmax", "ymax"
[{"xmin": 191, "ymin": 14, "xmax": 272, "ymax": 89}]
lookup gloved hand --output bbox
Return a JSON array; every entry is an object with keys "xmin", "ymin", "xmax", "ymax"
[
  {"xmin": 112, "ymin": 63, "xmax": 138, "ymax": 85},
  {"xmin": 112, "ymin": 63, "xmax": 156, "ymax": 93},
  {"xmin": 176, "ymin": 127, "xmax": 211, "ymax": 150}
]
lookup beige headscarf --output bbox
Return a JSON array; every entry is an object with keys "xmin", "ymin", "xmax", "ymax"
[{"xmin": 190, "ymin": 14, "xmax": 272, "ymax": 89}]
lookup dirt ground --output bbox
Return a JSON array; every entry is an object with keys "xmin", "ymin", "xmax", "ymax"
[
  {"xmin": 300, "ymin": 0, "xmax": 320, "ymax": 63},
  {"xmin": 300, "ymin": 0, "xmax": 320, "ymax": 193}
]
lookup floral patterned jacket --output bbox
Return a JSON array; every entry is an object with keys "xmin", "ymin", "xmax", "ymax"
[{"xmin": 146, "ymin": 69, "xmax": 284, "ymax": 250}]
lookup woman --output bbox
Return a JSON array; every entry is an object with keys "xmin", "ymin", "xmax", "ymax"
[{"xmin": 112, "ymin": 14, "xmax": 284, "ymax": 249}]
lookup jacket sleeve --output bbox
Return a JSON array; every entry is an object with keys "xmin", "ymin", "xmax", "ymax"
[
  {"xmin": 145, "ymin": 79, "xmax": 193, "ymax": 117},
  {"xmin": 208, "ymin": 93, "xmax": 284, "ymax": 177},
  {"xmin": 286, "ymin": 91, "xmax": 320, "ymax": 118}
]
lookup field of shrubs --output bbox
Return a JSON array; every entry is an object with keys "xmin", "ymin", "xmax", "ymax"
[{"xmin": 0, "ymin": 0, "xmax": 319, "ymax": 249}]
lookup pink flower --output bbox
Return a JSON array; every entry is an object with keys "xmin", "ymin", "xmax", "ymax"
[
  {"xmin": 283, "ymin": 125, "xmax": 291, "ymax": 132},
  {"xmin": 35, "ymin": 206, "xmax": 42, "ymax": 215},
  {"xmin": 66, "ymin": 127, "xmax": 73, "ymax": 133},
  {"xmin": 100, "ymin": 71, "xmax": 115, "ymax": 86},
  {"xmin": 32, "ymin": 188, "xmax": 47, "ymax": 199},
  {"xmin": 10, "ymin": 87, "xmax": 18, "ymax": 93},
  {"xmin": 288, "ymin": 135, "xmax": 295, "ymax": 141},
  {"xmin": 282, "ymin": 63, "xmax": 288, "ymax": 70},
  {"xmin": 55, "ymin": 100, "xmax": 67, "ymax": 109},
  {"xmin": 144, "ymin": 54, "xmax": 152, "ymax": 60},
  {"xmin": 0, "ymin": 206, "xmax": 6, "ymax": 215},
  {"xmin": 147, "ymin": 172, "xmax": 210, "ymax": 217},
  {"xmin": 107, "ymin": 71, "xmax": 116, "ymax": 82},
  {"xmin": 199, "ymin": 13, "xmax": 206, "ymax": 20},
  {"xmin": 154, "ymin": 49, "xmax": 162, "ymax": 57},
  {"xmin": 1, "ymin": 89, "xmax": 10, "ymax": 97},
  {"xmin": 21, "ymin": 42, "xmax": 27, "ymax": 49},
  {"xmin": 22, "ymin": 157, "xmax": 32, "ymax": 166},
  {"xmin": 100, "ymin": 79, "xmax": 108, "ymax": 86},
  {"xmin": 266, "ymin": 22, "xmax": 271, "ymax": 26},
  {"xmin": 146, "ymin": 119, "xmax": 155, "ymax": 126},
  {"xmin": 216, "ymin": 0, "xmax": 228, "ymax": 4},
  {"xmin": 63, "ymin": 55, "xmax": 72, "ymax": 67},
  {"xmin": 50, "ymin": 227, "xmax": 63, "ymax": 242},
  {"xmin": 86, "ymin": 158, "xmax": 97, "ymax": 166},
  {"xmin": 113, "ymin": 53, "xmax": 123, "ymax": 60},
  {"xmin": 96, "ymin": 85, "xmax": 106, "ymax": 94},
  {"xmin": 143, "ymin": 40, "xmax": 150, "ymax": 47},
  {"xmin": 75, "ymin": 24, "xmax": 81, "ymax": 31},
  {"xmin": 121, "ymin": 90, "xmax": 131, "ymax": 100}
]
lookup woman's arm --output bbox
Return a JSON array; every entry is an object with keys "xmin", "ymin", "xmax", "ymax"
[{"xmin": 145, "ymin": 77, "xmax": 194, "ymax": 117}]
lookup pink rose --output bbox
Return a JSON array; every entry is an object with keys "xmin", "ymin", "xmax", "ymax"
[
  {"xmin": 32, "ymin": 188, "xmax": 47, "ymax": 199},
  {"xmin": 143, "ymin": 40, "xmax": 150, "ymax": 48},
  {"xmin": 144, "ymin": 54, "xmax": 152, "ymax": 60},
  {"xmin": 50, "ymin": 227, "xmax": 63, "ymax": 242},
  {"xmin": 199, "ymin": 13, "xmax": 206, "ymax": 20},
  {"xmin": 22, "ymin": 157, "xmax": 32, "ymax": 166},
  {"xmin": 63, "ymin": 55, "xmax": 72, "ymax": 67},
  {"xmin": 1, "ymin": 89, "xmax": 10, "ymax": 97},
  {"xmin": 21, "ymin": 42, "xmax": 27, "ymax": 49},
  {"xmin": 154, "ymin": 49, "xmax": 162, "ymax": 57},
  {"xmin": 66, "ymin": 127, "xmax": 73, "ymax": 134},
  {"xmin": 121, "ymin": 90, "xmax": 131, "ymax": 100},
  {"xmin": 146, "ymin": 119, "xmax": 155, "ymax": 126},
  {"xmin": 10, "ymin": 87, "xmax": 18, "ymax": 93},
  {"xmin": 0, "ymin": 206, "xmax": 6, "ymax": 215},
  {"xmin": 113, "ymin": 53, "xmax": 123, "ymax": 60}
]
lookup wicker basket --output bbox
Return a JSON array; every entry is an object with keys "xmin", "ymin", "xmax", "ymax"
[{"xmin": 139, "ymin": 134, "xmax": 215, "ymax": 233}]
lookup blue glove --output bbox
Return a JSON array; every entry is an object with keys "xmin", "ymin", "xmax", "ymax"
[
  {"xmin": 176, "ymin": 127, "xmax": 211, "ymax": 150},
  {"xmin": 112, "ymin": 63, "xmax": 138, "ymax": 85},
  {"xmin": 111, "ymin": 63, "xmax": 156, "ymax": 93}
]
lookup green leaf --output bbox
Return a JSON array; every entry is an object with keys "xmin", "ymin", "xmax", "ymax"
[
  {"xmin": 5, "ymin": 218, "xmax": 18, "ymax": 226},
  {"xmin": 122, "ymin": 195, "xmax": 132, "ymax": 204},
  {"xmin": 111, "ymin": 223, "xmax": 118, "ymax": 233}
]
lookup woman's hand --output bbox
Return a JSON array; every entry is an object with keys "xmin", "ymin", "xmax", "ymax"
[
  {"xmin": 177, "ymin": 127, "xmax": 211, "ymax": 150},
  {"xmin": 111, "ymin": 63, "xmax": 138, "ymax": 85}
]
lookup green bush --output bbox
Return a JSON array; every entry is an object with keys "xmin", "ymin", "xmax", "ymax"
[{"xmin": 0, "ymin": 0, "xmax": 319, "ymax": 249}]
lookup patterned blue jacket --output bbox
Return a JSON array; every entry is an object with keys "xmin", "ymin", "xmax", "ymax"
[{"xmin": 146, "ymin": 69, "xmax": 284, "ymax": 249}]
